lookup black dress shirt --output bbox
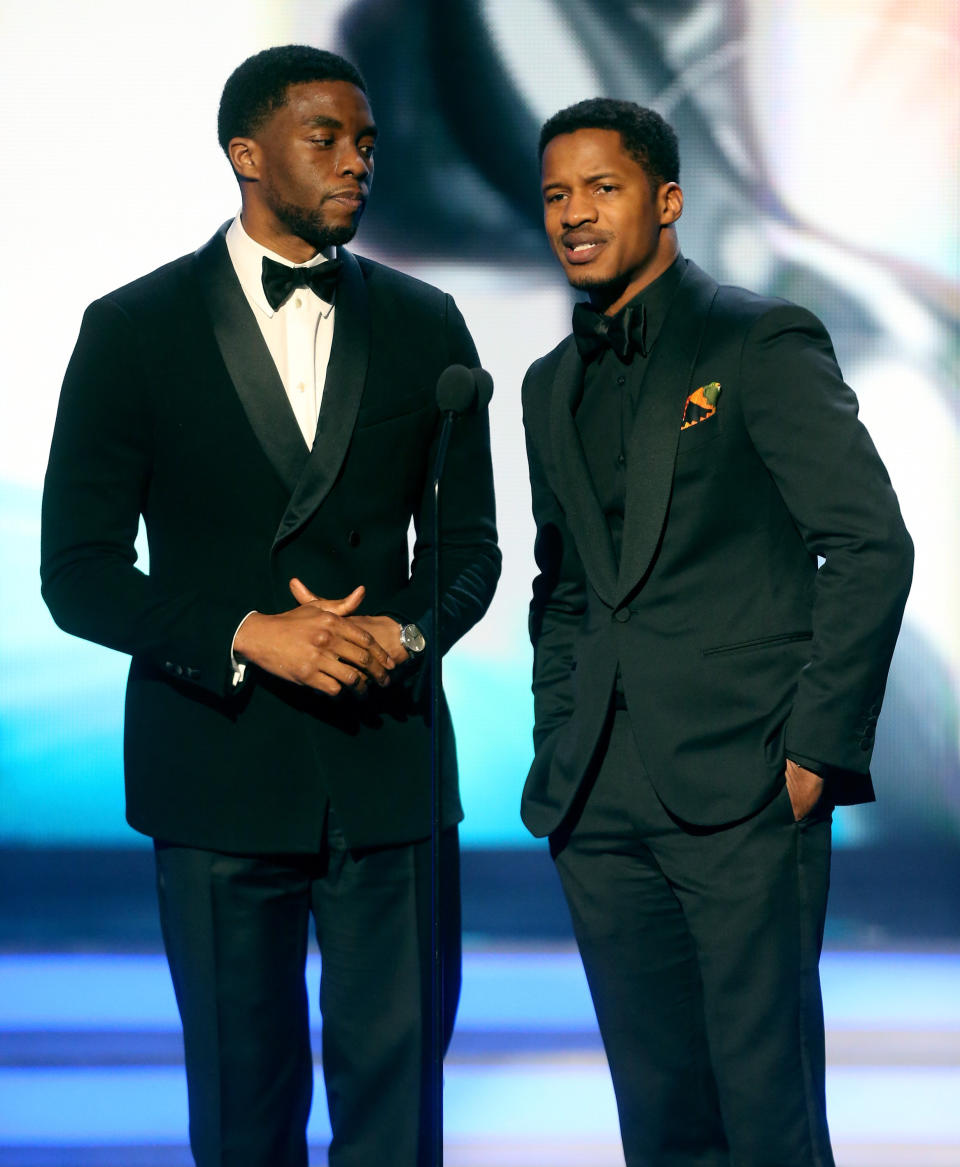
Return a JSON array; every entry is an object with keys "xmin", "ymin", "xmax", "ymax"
[{"xmin": 574, "ymin": 254, "xmax": 688, "ymax": 563}]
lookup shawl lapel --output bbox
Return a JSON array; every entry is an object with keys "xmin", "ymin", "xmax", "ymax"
[
  {"xmin": 194, "ymin": 225, "xmax": 308, "ymax": 495},
  {"xmin": 547, "ymin": 340, "xmax": 618, "ymax": 607},
  {"xmin": 274, "ymin": 248, "xmax": 370, "ymax": 547},
  {"xmin": 616, "ymin": 260, "xmax": 718, "ymax": 601}
]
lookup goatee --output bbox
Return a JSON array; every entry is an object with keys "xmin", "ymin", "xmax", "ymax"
[
  {"xmin": 566, "ymin": 270, "xmax": 630, "ymax": 311},
  {"xmin": 270, "ymin": 196, "xmax": 360, "ymax": 252}
]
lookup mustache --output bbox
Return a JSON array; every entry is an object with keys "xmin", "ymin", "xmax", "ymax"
[
  {"xmin": 326, "ymin": 185, "xmax": 368, "ymax": 200},
  {"xmin": 561, "ymin": 230, "xmax": 608, "ymax": 246}
]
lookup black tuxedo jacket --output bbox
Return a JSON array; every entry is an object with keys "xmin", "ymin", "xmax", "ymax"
[
  {"xmin": 522, "ymin": 260, "xmax": 912, "ymax": 836},
  {"xmin": 41, "ymin": 226, "xmax": 500, "ymax": 853}
]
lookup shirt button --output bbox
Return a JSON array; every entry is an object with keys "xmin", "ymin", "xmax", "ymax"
[
  {"xmin": 295, "ymin": 296, "xmax": 303, "ymax": 309},
  {"xmin": 297, "ymin": 382, "xmax": 305, "ymax": 393}
]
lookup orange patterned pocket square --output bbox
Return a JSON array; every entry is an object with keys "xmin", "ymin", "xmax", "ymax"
[{"xmin": 681, "ymin": 381, "xmax": 721, "ymax": 430}]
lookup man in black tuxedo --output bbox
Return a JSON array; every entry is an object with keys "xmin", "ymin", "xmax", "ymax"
[
  {"xmin": 41, "ymin": 45, "xmax": 499, "ymax": 1167},
  {"xmin": 521, "ymin": 99, "xmax": 912, "ymax": 1165}
]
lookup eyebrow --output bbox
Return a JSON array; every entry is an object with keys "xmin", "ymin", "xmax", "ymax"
[
  {"xmin": 304, "ymin": 114, "xmax": 378, "ymax": 139},
  {"xmin": 542, "ymin": 170, "xmax": 621, "ymax": 193}
]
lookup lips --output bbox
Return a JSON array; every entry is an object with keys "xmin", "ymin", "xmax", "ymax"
[
  {"xmin": 561, "ymin": 234, "xmax": 606, "ymax": 264},
  {"xmin": 327, "ymin": 188, "xmax": 367, "ymax": 211}
]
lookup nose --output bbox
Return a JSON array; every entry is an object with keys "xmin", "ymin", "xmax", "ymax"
[
  {"xmin": 338, "ymin": 147, "xmax": 371, "ymax": 181},
  {"xmin": 561, "ymin": 190, "xmax": 596, "ymax": 228}
]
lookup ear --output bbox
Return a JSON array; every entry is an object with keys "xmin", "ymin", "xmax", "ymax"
[
  {"xmin": 227, "ymin": 137, "xmax": 261, "ymax": 183},
  {"xmin": 658, "ymin": 182, "xmax": 683, "ymax": 226}
]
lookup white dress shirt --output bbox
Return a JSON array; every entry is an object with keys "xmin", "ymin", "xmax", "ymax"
[
  {"xmin": 225, "ymin": 214, "xmax": 336, "ymax": 447},
  {"xmin": 224, "ymin": 214, "xmax": 339, "ymax": 682}
]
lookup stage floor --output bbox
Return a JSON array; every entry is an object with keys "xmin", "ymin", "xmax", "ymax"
[{"xmin": 0, "ymin": 947, "xmax": 958, "ymax": 1166}]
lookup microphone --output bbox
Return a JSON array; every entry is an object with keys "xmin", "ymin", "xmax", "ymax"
[
  {"xmin": 435, "ymin": 364, "xmax": 494, "ymax": 415},
  {"xmin": 472, "ymin": 368, "xmax": 494, "ymax": 411},
  {"xmin": 426, "ymin": 361, "xmax": 494, "ymax": 1159}
]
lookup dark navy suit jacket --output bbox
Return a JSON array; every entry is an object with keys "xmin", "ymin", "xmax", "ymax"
[
  {"xmin": 522, "ymin": 259, "xmax": 912, "ymax": 835},
  {"xmin": 42, "ymin": 225, "xmax": 500, "ymax": 853}
]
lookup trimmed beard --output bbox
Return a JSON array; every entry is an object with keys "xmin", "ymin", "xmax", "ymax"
[
  {"xmin": 566, "ymin": 268, "xmax": 631, "ymax": 301},
  {"xmin": 268, "ymin": 193, "xmax": 360, "ymax": 252}
]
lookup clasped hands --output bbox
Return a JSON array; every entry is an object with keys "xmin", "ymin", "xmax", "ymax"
[{"xmin": 233, "ymin": 579, "xmax": 408, "ymax": 695}]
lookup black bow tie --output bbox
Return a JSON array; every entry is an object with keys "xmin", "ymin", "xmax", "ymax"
[
  {"xmin": 261, "ymin": 255, "xmax": 342, "ymax": 311},
  {"xmin": 572, "ymin": 300, "xmax": 648, "ymax": 364}
]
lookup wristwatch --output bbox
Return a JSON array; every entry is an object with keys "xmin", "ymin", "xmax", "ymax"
[{"xmin": 399, "ymin": 623, "xmax": 426, "ymax": 655}]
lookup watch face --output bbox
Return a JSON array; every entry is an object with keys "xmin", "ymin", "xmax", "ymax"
[{"xmin": 402, "ymin": 624, "xmax": 426, "ymax": 654}]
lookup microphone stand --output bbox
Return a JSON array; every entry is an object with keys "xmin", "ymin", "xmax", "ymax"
[
  {"xmin": 429, "ymin": 407, "xmax": 455, "ymax": 1167},
  {"xmin": 426, "ymin": 364, "xmax": 490, "ymax": 1166}
]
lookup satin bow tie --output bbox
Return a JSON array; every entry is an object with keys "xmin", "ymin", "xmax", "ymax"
[
  {"xmin": 261, "ymin": 255, "xmax": 343, "ymax": 311},
  {"xmin": 572, "ymin": 300, "xmax": 648, "ymax": 364}
]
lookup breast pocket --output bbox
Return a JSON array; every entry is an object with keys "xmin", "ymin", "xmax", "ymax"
[{"xmin": 676, "ymin": 415, "xmax": 723, "ymax": 454}]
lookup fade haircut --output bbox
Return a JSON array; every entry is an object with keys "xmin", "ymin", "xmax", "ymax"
[
  {"xmin": 217, "ymin": 45, "xmax": 367, "ymax": 154},
  {"xmin": 539, "ymin": 99, "xmax": 680, "ymax": 189}
]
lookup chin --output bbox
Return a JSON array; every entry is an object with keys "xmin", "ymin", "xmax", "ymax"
[
  {"xmin": 319, "ymin": 221, "xmax": 360, "ymax": 249},
  {"xmin": 294, "ymin": 213, "xmax": 359, "ymax": 251},
  {"xmin": 565, "ymin": 268, "xmax": 614, "ymax": 291},
  {"xmin": 272, "ymin": 198, "xmax": 360, "ymax": 252}
]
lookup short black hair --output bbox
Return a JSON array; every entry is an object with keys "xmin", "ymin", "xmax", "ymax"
[
  {"xmin": 539, "ymin": 99, "xmax": 679, "ymax": 188},
  {"xmin": 217, "ymin": 45, "xmax": 367, "ymax": 154}
]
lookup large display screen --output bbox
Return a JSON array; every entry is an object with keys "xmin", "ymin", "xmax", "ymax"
[{"xmin": 1, "ymin": 0, "xmax": 957, "ymax": 855}]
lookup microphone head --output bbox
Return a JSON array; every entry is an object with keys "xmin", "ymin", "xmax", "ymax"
[
  {"xmin": 436, "ymin": 365, "xmax": 477, "ymax": 414},
  {"xmin": 436, "ymin": 364, "xmax": 494, "ymax": 414},
  {"xmin": 472, "ymin": 367, "xmax": 494, "ymax": 410}
]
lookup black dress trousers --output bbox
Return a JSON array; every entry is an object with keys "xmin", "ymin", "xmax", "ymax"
[
  {"xmin": 552, "ymin": 712, "xmax": 834, "ymax": 1167},
  {"xmin": 155, "ymin": 816, "xmax": 461, "ymax": 1167}
]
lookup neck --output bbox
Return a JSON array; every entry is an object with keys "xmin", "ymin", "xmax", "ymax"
[
  {"xmin": 239, "ymin": 205, "xmax": 319, "ymax": 264},
  {"xmin": 589, "ymin": 232, "xmax": 679, "ymax": 316}
]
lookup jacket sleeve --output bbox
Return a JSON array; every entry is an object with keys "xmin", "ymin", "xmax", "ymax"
[
  {"xmin": 523, "ymin": 367, "xmax": 587, "ymax": 752},
  {"xmin": 40, "ymin": 298, "xmax": 253, "ymax": 698},
  {"xmin": 375, "ymin": 293, "xmax": 501, "ymax": 656},
  {"xmin": 739, "ymin": 303, "xmax": 913, "ymax": 783}
]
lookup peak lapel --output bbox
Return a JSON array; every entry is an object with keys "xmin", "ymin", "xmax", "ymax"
[
  {"xmin": 194, "ymin": 225, "xmax": 308, "ymax": 494},
  {"xmin": 616, "ymin": 262, "xmax": 718, "ymax": 601},
  {"xmin": 548, "ymin": 341, "xmax": 618, "ymax": 606},
  {"xmin": 273, "ymin": 248, "xmax": 369, "ymax": 548}
]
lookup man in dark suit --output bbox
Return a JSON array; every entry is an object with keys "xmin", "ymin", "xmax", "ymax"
[
  {"xmin": 521, "ymin": 99, "xmax": 912, "ymax": 1165},
  {"xmin": 41, "ymin": 45, "xmax": 499, "ymax": 1167}
]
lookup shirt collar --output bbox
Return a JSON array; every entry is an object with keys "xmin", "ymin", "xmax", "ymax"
[
  {"xmin": 224, "ymin": 214, "xmax": 336, "ymax": 318},
  {"xmin": 612, "ymin": 253, "xmax": 688, "ymax": 356}
]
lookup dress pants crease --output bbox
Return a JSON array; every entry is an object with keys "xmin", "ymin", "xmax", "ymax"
[
  {"xmin": 315, "ymin": 821, "xmax": 460, "ymax": 1167},
  {"xmin": 156, "ymin": 845, "xmax": 315, "ymax": 1167}
]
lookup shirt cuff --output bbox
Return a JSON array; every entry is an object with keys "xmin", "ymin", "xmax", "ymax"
[
  {"xmin": 786, "ymin": 752, "xmax": 828, "ymax": 777},
  {"xmin": 230, "ymin": 611, "xmax": 258, "ymax": 688}
]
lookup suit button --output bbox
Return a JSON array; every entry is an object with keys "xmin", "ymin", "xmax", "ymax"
[
  {"xmin": 613, "ymin": 608, "xmax": 631, "ymax": 623},
  {"xmin": 859, "ymin": 737, "xmax": 872, "ymax": 751},
  {"xmin": 347, "ymin": 529, "xmax": 361, "ymax": 547}
]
